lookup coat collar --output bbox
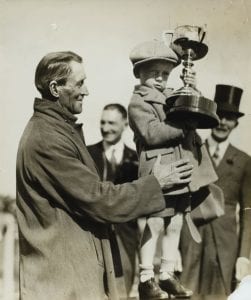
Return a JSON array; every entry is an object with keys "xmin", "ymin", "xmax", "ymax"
[
  {"xmin": 34, "ymin": 98, "xmax": 79, "ymax": 125},
  {"xmin": 133, "ymin": 85, "xmax": 173, "ymax": 105}
]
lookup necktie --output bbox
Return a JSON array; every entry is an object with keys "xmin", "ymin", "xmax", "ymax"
[
  {"xmin": 110, "ymin": 149, "xmax": 117, "ymax": 174},
  {"xmin": 212, "ymin": 144, "xmax": 220, "ymax": 166}
]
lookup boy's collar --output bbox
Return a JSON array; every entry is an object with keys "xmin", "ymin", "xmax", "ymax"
[{"xmin": 133, "ymin": 85, "xmax": 173, "ymax": 104}]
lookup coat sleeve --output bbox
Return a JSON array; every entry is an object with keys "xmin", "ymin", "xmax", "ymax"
[
  {"xmin": 239, "ymin": 158, "xmax": 251, "ymax": 258},
  {"xmin": 128, "ymin": 95, "xmax": 184, "ymax": 147},
  {"xmin": 26, "ymin": 133, "xmax": 166, "ymax": 224}
]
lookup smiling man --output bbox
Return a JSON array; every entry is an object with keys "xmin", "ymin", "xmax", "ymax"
[
  {"xmin": 180, "ymin": 84, "xmax": 251, "ymax": 299},
  {"xmin": 16, "ymin": 51, "xmax": 194, "ymax": 300},
  {"xmin": 87, "ymin": 104, "xmax": 139, "ymax": 297},
  {"xmin": 88, "ymin": 104, "xmax": 138, "ymax": 183}
]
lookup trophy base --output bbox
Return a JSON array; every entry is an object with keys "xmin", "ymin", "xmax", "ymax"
[{"xmin": 166, "ymin": 93, "xmax": 219, "ymax": 129}]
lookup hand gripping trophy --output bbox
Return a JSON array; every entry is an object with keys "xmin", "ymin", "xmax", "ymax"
[{"xmin": 163, "ymin": 25, "xmax": 219, "ymax": 129}]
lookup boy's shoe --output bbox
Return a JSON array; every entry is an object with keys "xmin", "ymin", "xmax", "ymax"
[
  {"xmin": 159, "ymin": 275, "xmax": 193, "ymax": 298},
  {"xmin": 138, "ymin": 278, "xmax": 169, "ymax": 300}
]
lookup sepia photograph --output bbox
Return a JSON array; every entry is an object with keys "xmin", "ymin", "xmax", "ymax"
[{"xmin": 0, "ymin": 0, "xmax": 251, "ymax": 299}]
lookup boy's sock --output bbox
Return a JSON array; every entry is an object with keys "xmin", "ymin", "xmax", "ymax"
[
  {"xmin": 139, "ymin": 264, "xmax": 154, "ymax": 282},
  {"xmin": 159, "ymin": 258, "xmax": 175, "ymax": 280}
]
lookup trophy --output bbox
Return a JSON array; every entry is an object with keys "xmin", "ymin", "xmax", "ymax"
[{"xmin": 163, "ymin": 25, "xmax": 219, "ymax": 129}]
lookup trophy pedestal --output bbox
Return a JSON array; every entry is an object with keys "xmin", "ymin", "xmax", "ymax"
[{"xmin": 166, "ymin": 94, "xmax": 219, "ymax": 129}]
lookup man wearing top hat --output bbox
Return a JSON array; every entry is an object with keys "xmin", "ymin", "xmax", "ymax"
[{"xmin": 180, "ymin": 84, "xmax": 251, "ymax": 298}]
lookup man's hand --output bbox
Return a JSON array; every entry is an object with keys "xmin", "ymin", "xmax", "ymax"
[
  {"xmin": 153, "ymin": 155, "xmax": 193, "ymax": 190},
  {"xmin": 235, "ymin": 257, "xmax": 251, "ymax": 282}
]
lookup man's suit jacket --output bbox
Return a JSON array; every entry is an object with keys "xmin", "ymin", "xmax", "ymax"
[
  {"xmin": 209, "ymin": 143, "xmax": 251, "ymax": 291},
  {"xmin": 180, "ymin": 143, "xmax": 251, "ymax": 294},
  {"xmin": 87, "ymin": 141, "xmax": 139, "ymax": 294},
  {"xmin": 87, "ymin": 141, "xmax": 138, "ymax": 184}
]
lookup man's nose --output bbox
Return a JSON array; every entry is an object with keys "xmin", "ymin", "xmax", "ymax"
[
  {"xmin": 220, "ymin": 117, "xmax": 227, "ymax": 124},
  {"xmin": 81, "ymin": 85, "xmax": 89, "ymax": 96},
  {"xmin": 101, "ymin": 124, "xmax": 110, "ymax": 132}
]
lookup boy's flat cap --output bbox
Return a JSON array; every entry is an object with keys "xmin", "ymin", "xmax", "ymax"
[{"xmin": 129, "ymin": 40, "xmax": 181, "ymax": 77}]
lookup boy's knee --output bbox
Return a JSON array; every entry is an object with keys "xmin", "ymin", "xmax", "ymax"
[
  {"xmin": 147, "ymin": 217, "xmax": 164, "ymax": 233},
  {"xmin": 167, "ymin": 214, "xmax": 183, "ymax": 233}
]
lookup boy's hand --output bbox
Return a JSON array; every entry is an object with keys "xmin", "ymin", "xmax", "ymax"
[
  {"xmin": 153, "ymin": 155, "xmax": 193, "ymax": 190},
  {"xmin": 180, "ymin": 68, "xmax": 196, "ymax": 88}
]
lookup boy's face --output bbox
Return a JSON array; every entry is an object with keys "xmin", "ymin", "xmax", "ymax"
[{"xmin": 138, "ymin": 60, "xmax": 174, "ymax": 92}]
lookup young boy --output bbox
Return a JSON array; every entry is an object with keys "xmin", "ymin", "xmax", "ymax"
[{"xmin": 128, "ymin": 40, "xmax": 218, "ymax": 300}]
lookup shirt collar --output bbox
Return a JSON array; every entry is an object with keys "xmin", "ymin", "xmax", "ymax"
[
  {"xmin": 103, "ymin": 139, "xmax": 125, "ymax": 163},
  {"xmin": 103, "ymin": 139, "xmax": 124, "ymax": 152},
  {"xmin": 207, "ymin": 135, "xmax": 230, "ymax": 158}
]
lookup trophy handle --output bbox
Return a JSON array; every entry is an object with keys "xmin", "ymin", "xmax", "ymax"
[
  {"xmin": 162, "ymin": 30, "xmax": 174, "ymax": 47},
  {"xmin": 199, "ymin": 30, "xmax": 206, "ymax": 43},
  {"xmin": 198, "ymin": 25, "xmax": 207, "ymax": 43}
]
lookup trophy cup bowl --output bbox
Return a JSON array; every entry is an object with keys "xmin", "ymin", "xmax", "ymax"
[
  {"xmin": 164, "ymin": 25, "xmax": 219, "ymax": 129},
  {"xmin": 171, "ymin": 25, "xmax": 208, "ymax": 60}
]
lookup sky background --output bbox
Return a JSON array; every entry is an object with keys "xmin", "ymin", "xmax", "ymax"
[{"xmin": 0, "ymin": 0, "xmax": 251, "ymax": 197}]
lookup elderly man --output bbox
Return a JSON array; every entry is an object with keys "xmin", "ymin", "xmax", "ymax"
[
  {"xmin": 16, "ymin": 51, "xmax": 193, "ymax": 300},
  {"xmin": 180, "ymin": 84, "xmax": 251, "ymax": 299},
  {"xmin": 87, "ymin": 103, "xmax": 138, "ymax": 297}
]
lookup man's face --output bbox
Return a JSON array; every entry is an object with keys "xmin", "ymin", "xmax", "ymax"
[
  {"xmin": 57, "ymin": 61, "xmax": 89, "ymax": 114},
  {"xmin": 100, "ymin": 109, "xmax": 127, "ymax": 145},
  {"xmin": 212, "ymin": 112, "xmax": 238, "ymax": 142},
  {"xmin": 138, "ymin": 60, "xmax": 174, "ymax": 92}
]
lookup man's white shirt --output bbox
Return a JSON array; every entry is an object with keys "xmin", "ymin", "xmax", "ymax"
[
  {"xmin": 103, "ymin": 140, "xmax": 124, "ymax": 164},
  {"xmin": 207, "ymin": 135, "xmax": 230, "ymax": 165}
]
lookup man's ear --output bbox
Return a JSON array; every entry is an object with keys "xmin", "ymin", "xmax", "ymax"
[
  {"xmin": 49, "ymin": 81, "xmax": 59, "ymax": 98},
  {"xmin": 124, "ymin": 120, "xmax": 129, "ymax": 127},
  {"xmin": 235, "ymin": 120, "xmax": 239, "ymax": 128}
]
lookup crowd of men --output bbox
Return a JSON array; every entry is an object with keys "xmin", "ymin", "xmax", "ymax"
[
  {"xmin": 86, "ymin": 86, "xmax": 251, "ymax": 300},
  {"xmin": 3, "ymin": 44, "xmax": 250, "ymax": 300}
]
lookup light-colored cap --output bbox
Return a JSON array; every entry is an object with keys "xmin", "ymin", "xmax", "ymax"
[{"xmin": 129, "ymin": 40, "xmax": 180, "ymax": 78}]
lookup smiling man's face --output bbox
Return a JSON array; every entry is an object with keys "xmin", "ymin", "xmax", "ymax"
[
  {"xmin": 212, "ymin": 112, "xmax": 238, "ymax": 142},
  {"xmin": 57, "ymin": 61, "xmax": 89, "ymax": 114},
  {"xmin": 100, "ymin": 109, "xmax": 127, "ymax": 145}
]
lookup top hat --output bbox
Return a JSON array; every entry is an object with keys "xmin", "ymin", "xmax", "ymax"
[
  {"xmin": 214, "ymin": 84, "xmax": 244, "ymax": 118},
  {"xmin": 129, "ymin": 40, "xmax": 180, "ymax": 78}
]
